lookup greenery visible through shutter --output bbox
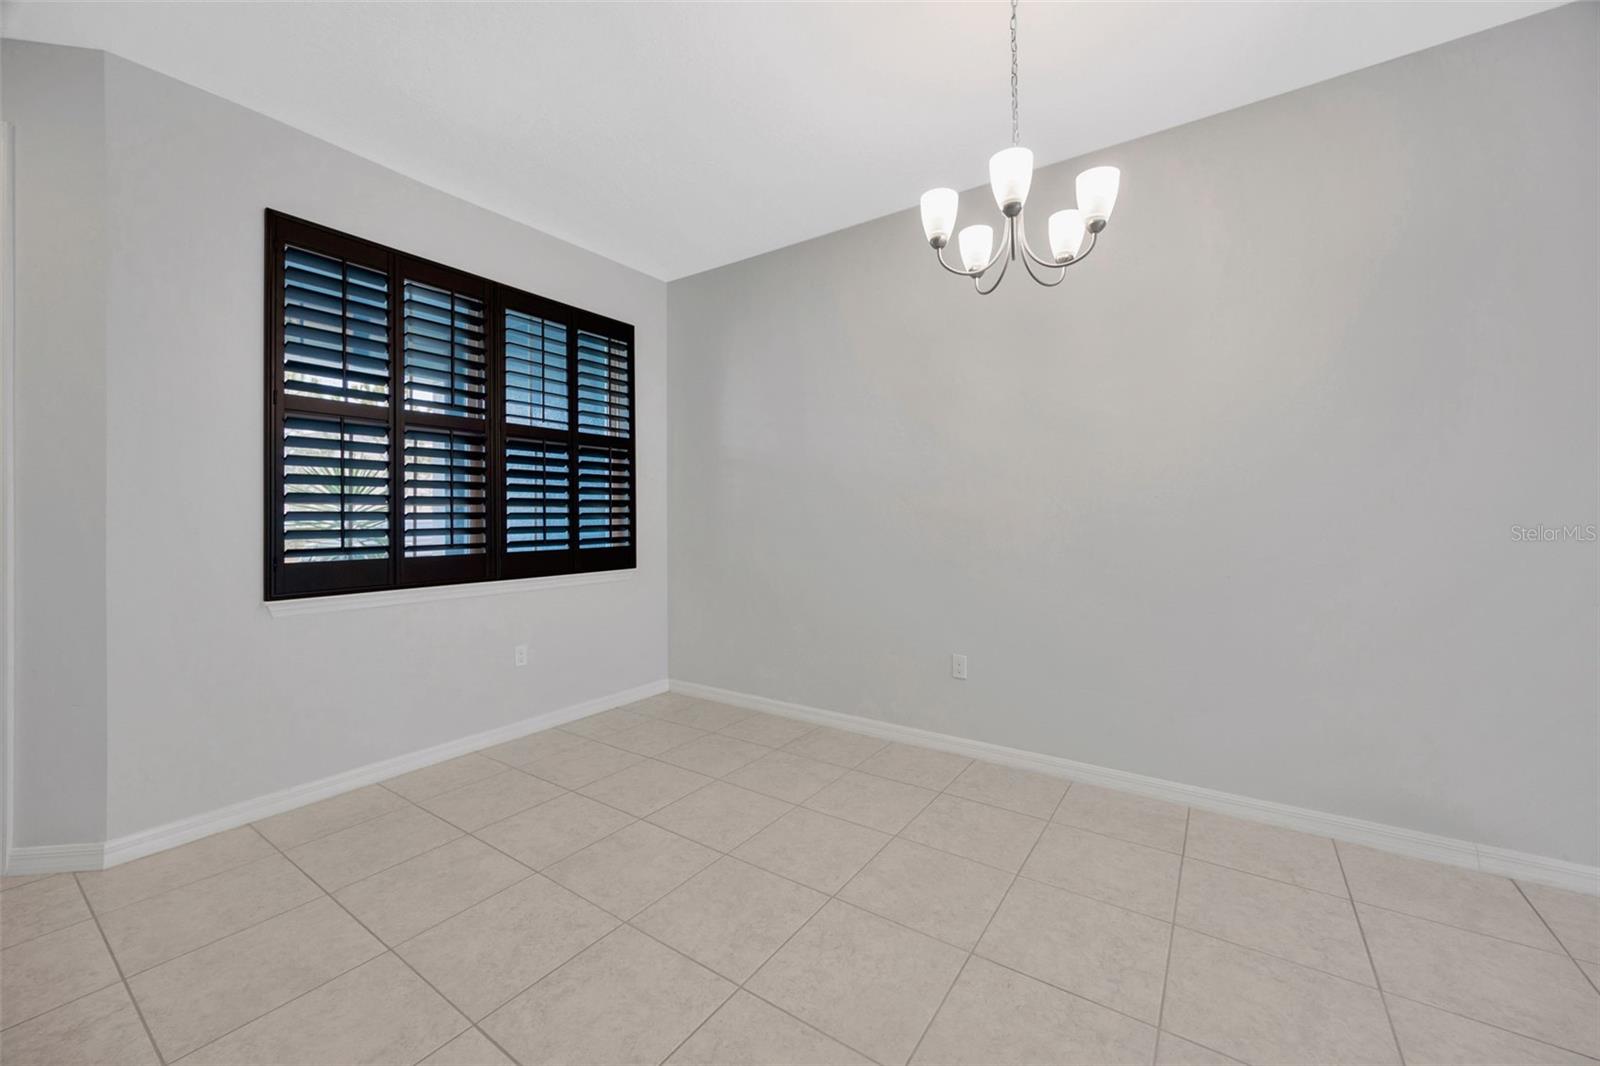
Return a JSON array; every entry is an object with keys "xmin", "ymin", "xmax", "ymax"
[
  {"xmin": 281, "ymin": 416, "xmax": 390, "ymax": 562},
  {"xmin": 403, "ymin": 429, "xmax": 487, "ymax": 557}
]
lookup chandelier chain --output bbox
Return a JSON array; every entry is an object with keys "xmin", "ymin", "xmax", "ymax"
[{"xmin": 1010, "ymin": 0, "xmax": 1020, "ymax": 146}]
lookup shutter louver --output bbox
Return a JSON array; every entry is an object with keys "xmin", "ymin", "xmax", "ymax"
[
  {"xmin": 505, "ymin": 309, "xmax": 569, "ymax": 429},
  {"xmin": 577, "ymin": 445, "xmax": 632, "ymax": 549},
  {"xmin": 506, "ymin": 440, "xmax": 571, "ymax": 553},
  {"xmin": 281, "ymin": 416, "xmax": 390, "ymax": 562},
  {"xmin": 576, "ymin": 330, "xmax": 630, "ymax": 437},
  {"xmin": 283, "ymin": 247, "xmax": 389, "ymax": 406},
  {"xmin": 404, "ymin": 430, "xmax": 487, "ymax": 557},
  {"xmin": 403, "ymin": 281, "xmax": 486, "ymax": 419}
]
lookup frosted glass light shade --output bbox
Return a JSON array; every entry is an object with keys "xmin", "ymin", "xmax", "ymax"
[
  {"xmin": 1048, "ymin": 209, "xmax": 1087, "ymax": 262},
  {"xmin": 920, "ymin": 188, "xmax": 959, "ymax": 245},
  {"xmin": 989, "ymin": 147, "xmax": 1034, "ymax": 211},
  {"xmin": 1076, "ymin": 165, "xmax": 1120, "ymax": 227},
  {"xmin": 958, "ymin": 225, "xmax": 994, "ymax": 272}
]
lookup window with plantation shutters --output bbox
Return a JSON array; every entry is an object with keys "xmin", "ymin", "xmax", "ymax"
[{"xmin": 266, "ymin": 211, "xmax": 635, "ymax": 600}]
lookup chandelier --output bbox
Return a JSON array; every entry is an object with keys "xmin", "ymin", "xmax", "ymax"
[{"xmin": 918, "ymin": 0, "xmax": 1121, "ymax": 294}]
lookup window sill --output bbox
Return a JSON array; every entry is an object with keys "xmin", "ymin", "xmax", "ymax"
[{"xmin": 264, "ymin": 568, "xmax": 638, "ymax": 617}]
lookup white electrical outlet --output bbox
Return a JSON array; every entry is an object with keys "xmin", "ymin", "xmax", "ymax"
[
  {"xmin": 951, "ymin": 653, "xmax": 968, "ymax": 680},
  {"xmin": 514, "ymin": 644, "xmax": 528, "ymax": 667}
]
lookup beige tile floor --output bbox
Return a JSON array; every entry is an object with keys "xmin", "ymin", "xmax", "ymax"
[{"xmin": 3, "ymin": 692, "xmax": 1597, "ymax": 1065}]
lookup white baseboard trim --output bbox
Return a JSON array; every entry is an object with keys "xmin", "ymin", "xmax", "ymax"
[
  {"xmin": 4, "ymin": 679, "xmax": 667, "ymax": 876},
  {"xmin": 671, "ymin": 679, "xmax": 1599, "ymax": 896},
  {"xmin": 2, "ymin": 841, "xmax": 104, "ymax": 876}
]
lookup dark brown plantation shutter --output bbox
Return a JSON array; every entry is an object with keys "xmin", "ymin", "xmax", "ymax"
[
  {"xmin": 577, "ymin": 444, "xmax": 632, "ymax": 549},
  {"xmin": 267, "ymin": 216, "xmax": 395, "ymax": 598},
  {"xmin": 282, "ymin": 248, "xmax": 390, "ymax": 407},
  {"xmin": 505, "ymin": 309, "xmax": 569, "ymax": 431},
  {"xmin": 282, "ymin": 416, "xmax": 391, "ymax": 562},
  {"xmin": 505, "ymin": 439, "xmax": 571, "ymax": 555},
  {"xmin": 499, "ymin": 293, "xmax": 576, "ymax": 578},
  {"xmin": 403, "ymin": 281, "xmax": 486, "ymax": 419},
  {"xmin": 576, "ymin": 329, "xmax": 631, "ymax": 439},
  {"xmin": 266, "ymin": 211, "xmax": 634, "ymax": 599},
  {"xmin": 571, "ymin": 315, "xmax": 635, "ymax": 571},
  {"xmin": 397, "ymin": 258, "xmax": 490, "ymax": 587},
  {"xmin": 403, "ymin": 429, "xmax": 487, "ymax": 556}
]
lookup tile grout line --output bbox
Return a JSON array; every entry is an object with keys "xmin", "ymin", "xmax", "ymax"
[
  {"xmin": 596, "ymin": 910, "xmax": 738, "ymax": 1063},
  {"xmin": 65, "ymin": 807, "xmax": 512, "ymax": 1004},
  {"xmin": 256, "ymin": 788, "xmax": 416, "ymax": 854},
  {"xmin": 456, "ymin": 727, "xmax": 945, "ymax": 1064},
  {"xmin": 904, "ymin": 780, "xmax": 1075, "ymax": 1065},
  {"xmin": 254, "ymin": 821, "xmax": 523, "ymax": 1066},
  {"xmin": 1345, "ymin": 898, "xmax": 1583, "ymax": 959},
  {"xmin": 465, "ymin": 789, "xmax": 898, "ymax": 1063},
  {"xmin": 77, "ymin": 838, "xmax": 278, "ymax": 921},
  {"xmin": 1377, "ymin": 986, "xmax": 1600, "ymax": 1061},
  {"xmin": 117, "ymin": 825, "xmax": 382, "ymax": 1058},
  {"xmin": 635, "ymin": 919, "xmax": 878, "ymax": 1066},
  {"xmin": 0, "ymin": 908, "xmax": 361, "ymax": 1044},
  {"xmin": 959, "ymin": 952, "xmax": 1187, "ymax": 1045},
  {"xmin": 0, "ymin": 874, "xmax": 94, "ymax": 952},
  {"xmin": 61, "ymin": 788, "xmax": 544, "ymax": 983},
  {"xmin": 415, "ymin": 763, "xmax": 568, "ymax": 811},
  {"xmin": 677, "ymin": 753, "xmax": 1208, "ymax": 1043},
  {"xmin": 641, "ymin": 755, "xmax": 946, "ymax": 1066},
  {"xmin": 1334, "ymin": 838, "xmax": 1407, "ymax": 1066},
  {"xmin": 1173, "ymin": 850, "xmax": 1352, "ymax": 902},
  {"xmin": 1511, "ymin": 878, "xmax": 1600, "ymax": 997},
  {"xmin": 293, "ymin": 818, "xmax": 470, "ymax": 897},
  {"xmin": 1161, "ymin": 912, "xmax": 1382, "ymax": 994},
  {"xmin": 1150, "ymin": 806, "xmax": 1191, "ymax": 1065},
  {"xmin": 66, "ymin": 872, "xmax": 167, "ymax": 1066}
]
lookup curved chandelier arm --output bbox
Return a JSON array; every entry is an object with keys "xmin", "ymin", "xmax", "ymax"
[
  {"xmin": 934, "ymin": 244, "xmax": 975, "ymax": 278},
  {"xmin": 1016, "ymin": 214, "xmax": 1061, "ymax": 270},
  {"xmin": 1069, "ymin": 229, "xmax": 1100, "ymax": 265},
  {"xmin": 1016, "ymin": 230, "xmax": 1099, "ymax": 287},
  {"xmin": 974, "ymin": 246, "xmax": 1012, "ymax": 295},
  {"xmin": 1019, "ymin": 247, "xmax": 1067, "ymax": 287}
]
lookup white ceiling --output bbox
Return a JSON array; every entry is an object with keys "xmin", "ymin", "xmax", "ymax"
[{"xmin": 2, "ymin": 1, "xmax": 1558, "ymax": 280}]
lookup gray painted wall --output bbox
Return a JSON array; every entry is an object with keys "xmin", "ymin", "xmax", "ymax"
[
  {"xmin": 669, "ymin": 6, "xmax": 1599, "ymax": 863},
  {"xmin": 3, "ymin": 44, "xmax": 110, "ymax": 847},
  {"xmin": 3, "ymin": 42, "xmax": 669, "ymax": 844}
]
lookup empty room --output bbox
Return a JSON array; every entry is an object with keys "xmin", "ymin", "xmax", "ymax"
[{"xmin": 0, "ymin": 1, "xmax": 1596, "ymax": 1064}]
